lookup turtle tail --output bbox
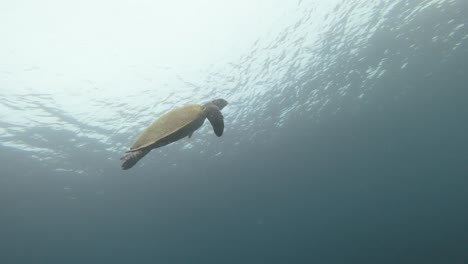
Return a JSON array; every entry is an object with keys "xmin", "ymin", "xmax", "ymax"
[{"xmin": 120, "ymin": 148, "xmax": 150, "ymax": 170}]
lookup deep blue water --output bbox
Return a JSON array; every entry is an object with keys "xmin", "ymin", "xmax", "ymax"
[{"xmin": 1, "ymin": 0, "xmax": 468, "ymax": 263}]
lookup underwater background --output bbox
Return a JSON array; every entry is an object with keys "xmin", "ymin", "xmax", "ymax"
[{"xmin": 1, "ymin": 0, "xmax": 468, "ymax": 263}]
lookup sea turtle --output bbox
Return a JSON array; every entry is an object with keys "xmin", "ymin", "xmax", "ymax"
[{"xmin": 120, "ymin": 98, "xmax": 228, "ymax": 170}]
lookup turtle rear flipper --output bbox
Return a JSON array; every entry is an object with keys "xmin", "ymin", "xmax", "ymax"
[
  {"xmin": 121, "ymin": 149, "xmax": 150, "ymax": 170},
  {"xmin": 205, "ymin": 105, "xmax": 224, "ymax": 137}
]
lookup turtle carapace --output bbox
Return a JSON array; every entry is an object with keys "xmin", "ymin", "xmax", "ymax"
[{"xmin": 120, "ymin": 99, "xmax": 228, "ymax": 170}]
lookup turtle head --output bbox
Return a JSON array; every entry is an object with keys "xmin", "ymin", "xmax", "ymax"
[{"xmin": 209, "ymin": 98, "xmax": 228, "ymax": 110}]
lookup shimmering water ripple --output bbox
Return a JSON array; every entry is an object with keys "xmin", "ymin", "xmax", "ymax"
[{"xmin": 0, "ymin": 0, "xmax": 465, "ymax": 173}]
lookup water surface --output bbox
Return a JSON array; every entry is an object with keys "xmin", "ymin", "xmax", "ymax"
[{"xmin": 1, "ymin": 0, "xmax": 467, "ymax": 263}]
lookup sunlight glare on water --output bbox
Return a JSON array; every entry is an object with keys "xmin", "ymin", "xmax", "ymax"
[
  {"xmin": 0, "ymin": 0, "xmax": 464, "ymax": 173},
  {"xmin": 0, "ymin": 0, "xmax": 296, "ymax": 170}
]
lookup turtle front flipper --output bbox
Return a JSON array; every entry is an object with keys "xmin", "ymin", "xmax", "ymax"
[
  {"xmin": 120, "ymin": 148, "xmax": 150, "ymax": 170},
  {"xmin": 204, "ymin": 104, "xmax": 224, "ymax": 137}
]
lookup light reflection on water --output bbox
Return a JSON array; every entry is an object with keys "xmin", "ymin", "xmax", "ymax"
[{"xmin": 0, "ymin": 0, "xmax": 464, "ymax": 173}]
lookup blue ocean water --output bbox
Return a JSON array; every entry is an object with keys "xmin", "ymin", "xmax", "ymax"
[{"xmin": 1, "ymin": 0, "xmax": 467, "ymax": 263}]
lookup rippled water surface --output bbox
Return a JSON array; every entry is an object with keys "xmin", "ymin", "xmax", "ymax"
[{"xmin": 1, "ymin": 0, "xmax": 468, "ymax": 263}]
